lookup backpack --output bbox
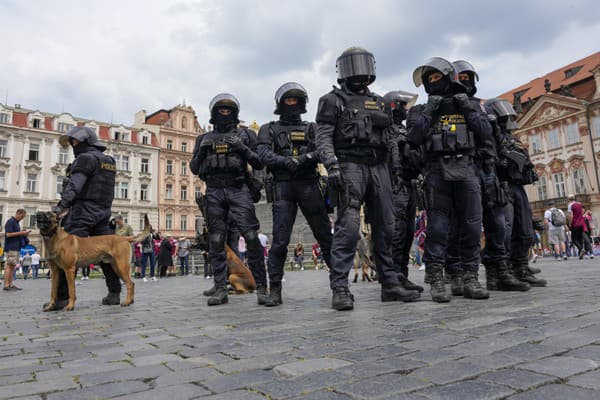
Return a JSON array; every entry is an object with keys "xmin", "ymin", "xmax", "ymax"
[{"xmin": 550, "ymin": 208, "xmax": 566, "ymax": 226}]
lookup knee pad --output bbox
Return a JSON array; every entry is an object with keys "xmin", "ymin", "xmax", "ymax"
[
  {"xmin": 209, "ymin": 232, "xmax": 226, "ymax": 251},
  {"xmin": 242, "ymin": 230, "xmax": 261, "ymax": 250}
]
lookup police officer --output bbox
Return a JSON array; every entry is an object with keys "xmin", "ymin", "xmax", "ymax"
[
  {"xmin": 484, "ymin": 98, "xmax": 547, "ymax": 287},
  {"xmin": 190, "ymin": 94, "xmax": 267, "ymax": 306},
  {"xmin": 257, "ymin": 82, "xmax": 333, "ymax": 307},
  {"xmin": 445, "ymin": 61, "xmax": 529, "ymax": 294},
  {"xmin": 315, "ymin": 47, "xmax": 420, "ymax": 310},
  {"xmin": 407, "ymin": 57, "xmax": 493, "ymax": 302},
  {"xmin": 383, "ymin": 90, "xmax": 424, "ymax": 293},
  {"xmin": 44, "ymin": 127, "xmax": 119, "ymax": 310}
]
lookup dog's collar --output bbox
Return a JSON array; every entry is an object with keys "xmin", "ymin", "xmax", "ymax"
[{"xmin": 39, "ymin": 226, "xmax": 58, "ymax": 238}]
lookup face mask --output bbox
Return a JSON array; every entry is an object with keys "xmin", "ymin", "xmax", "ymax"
[
  {"xmin": 279, "ymin": 103, "xmax": 304, "ymax": 121},
  {"xmin": 72, "ymin": 142, "xmax": 89, "ymax": 157},
  {"xmin": 425, "ymin": 75, "xmax": 452, "ymax": 96},
  {"xmin": 460, "ymin": 77, "xmax": 476, "ymax": 96},
  {"xmin": 392, "ymin": 108, "xmax": 407, "ymax": 124},
  {"xmin": 346, "ymin": 76, "xmax": 369, "ymax": 93}
]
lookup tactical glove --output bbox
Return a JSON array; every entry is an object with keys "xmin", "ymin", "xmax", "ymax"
[
  {"xmin": 327, "ymin": 164, "xmax": 346, "ymax": 192},
  {"xmin": 423, "ymin": 95, "xmax": 443, "ymax": 116}
]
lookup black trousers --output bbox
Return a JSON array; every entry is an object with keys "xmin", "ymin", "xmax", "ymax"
[{"xmin": 392, "ymin": 185, "xmax": 417, "ymax": 277}]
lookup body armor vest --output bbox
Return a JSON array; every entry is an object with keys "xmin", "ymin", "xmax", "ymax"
[
  {"xmin": 425, "ymin": 99, "xmax": 476, "ymax": 158},
  {"xmin": 199, "ymin": 129, "xmax": 246, "ymax": 185},
  {"xmin": 390, "ymin": 123, "xmax": 421, "ymax": 180},
  {"xmin": 496, "ymin": 133, "xmax": 537, "ymax": 185},
  {"xmin": 269, "ymin": 121, "xmax": 318, "ymax": 180},
  {"xmin": 75, "ymin": 152, "xmax": 116, "ymax": 207},
  {"xmin": 332, "ymin": 88, "xmax": 390, "ymax": 162}
]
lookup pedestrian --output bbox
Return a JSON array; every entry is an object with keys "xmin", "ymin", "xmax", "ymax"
[
  {"xmin": 312, "ymin": 242, "xmax": 324, "ymax": 270},
  {"xmin": 567, "ymin": 194, "xmax": 590, "ymax": 259},
  {"xmin": 190, "ymin": 93, "xmax": 267, "ymax": 306},
  {"xmin": 114, "ymin": 215, "xmax": 133, "ymax": 236},
  {"xmin": 583, "ymin": 210, "xmax": 595, "ymax": 259},
  {"xmin": 31, "ymin": 251, "xmax": 41, "ymax": 279},
  {"xmin": 141, "ymin": 229, "xmax": 157, "ymax": 282},
  {"xmin": 293, "ymin": 242, "xmax": 305, "ymax": 271},
  {"xmin": 544, "ymin": 202, "xmax": 568, "ymax": 260},
  {"xmin": 176, "ymin": 236, "xmax": 191, "ymax": 276},
  {"xmin": 158, "ymin": 234, "xmax": 173, "ymax": 278},
  {"xmin": 4, "ymin": 209, "xmax": 30, "ymax": 291},
  {"xmin": 316, "ymin": 47, "xmax": 420, "ymax": 310},
  {"xmin": 21, "ymin": 252, "xmax": 32, "ymax": 280},
  {"xmin": 133, "ymin": 242, "xmax": 142, "ymax": 278},
  {"xmin": 257, "ymin": 82, "xmax": 333, "ymax": 307},
  {"xmin": 80, "ymin": 263, "xmax": 91, "ymax": 280}
]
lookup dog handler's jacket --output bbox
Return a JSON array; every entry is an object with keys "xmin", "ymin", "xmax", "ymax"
[{"xmin": 61, "ymin": 146, "xmax": 116, "ymax": 208}]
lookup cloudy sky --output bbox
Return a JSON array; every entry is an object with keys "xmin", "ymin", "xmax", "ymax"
[{"xmin": 1, "ymin": 0, "xmax": 598, "ymax": 127}]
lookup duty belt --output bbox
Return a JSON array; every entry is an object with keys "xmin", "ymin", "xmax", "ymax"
[
  {"xmin": 206, "ymin": 176, "xmax": 245, "ymax": 188},
  {"xmin": 336, "ymin": 148, "xmax": 385, "ymax": 165}
]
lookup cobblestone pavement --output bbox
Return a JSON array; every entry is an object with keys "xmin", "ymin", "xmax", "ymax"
[{"xmin": 1, "ymin": 258, "xmax": 600, "ymax": 399}]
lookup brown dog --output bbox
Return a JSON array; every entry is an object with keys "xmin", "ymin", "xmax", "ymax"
[
  {"xmin": 225, "ymin": 244, "xmax": 256, "ymax": 293},
  {"xmin": 36, "ymin": 211, "xmax": 150, "ymax": 311},
  {"xmin": 353, "ymin": 232, "xmax": 376, "ymax": 283}
]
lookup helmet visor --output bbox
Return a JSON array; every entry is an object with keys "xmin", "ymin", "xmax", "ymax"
[{"xmin": 337, "ymin": 52, "xmax": 376, "ymax": 81}]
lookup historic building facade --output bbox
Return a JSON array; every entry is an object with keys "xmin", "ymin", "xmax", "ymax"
[
  {"xmin": 135, "ymin": 105, "xmax": 205, "ymax": 238},
  {"xmin": 0, "ymin": 103, "xmax": 160, "ymax": 251}
]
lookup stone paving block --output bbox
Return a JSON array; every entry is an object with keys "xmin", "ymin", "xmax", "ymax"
[
  {"xmin": 112, "ymin": 383, "xmax": 210, "ymax": 399},
  {"xmin": 195, "ymin": 390, "xmax": 268, "ymax": 399},
  {"xmin": 563, "ymin": 345, "xmax": 600, "ymax": 361},
  {"xmin": 404, "ymin": 348, "xmax": 461, "ymax": 364},
  {"xmin": 288, "ymin": 390, "xmax": 353, "ymax": 399},
  {"xmin": 203, "ymin": 369, "xmax": 277, "ymax": 393},
  {"xmin": 46, "ymin": 381, "xmax": 149, "ymax": 399},
  {"xmin": 131, "ymin": 353, "xmax": 183, "ymax": 367},
  {"xmin": 477, "ymin": 368, "xmax": 557, "ymax": 390},
  {"xmin": 566, "ymin": 370, "xmax": 600, "ymax": 390},
  {"xmin": 337, "ymin": 356, "xmax": 427, "ymax": 378},
  {"xmin": 213, "ymin": 353, "xmax": 299, "ymax": 374},
  {"xmin": 274, "ymin": 357, "xmax": 353, "ymax": 378},
  {"xmin": 252, "ymin": 371, "xmax": 353, "ymax": 399},
  {"xmin": 491, "ymin": 343, "xmax": 563, "ymax": 361},
  {"xmin": 0, "ymin": 376, "xmax": 78, "ymax": 399},
  {"xmin": 336, "ymin": 344, "xmax": 413, "ymax": 362},
  {"xmin": 336, "ymin": 373, "xmax": 432, "ymax": 399},
  {"xmin": 416, "ymin": 380, "xmax": 514, "ymax": 400},
  {"xmin": 516, "ymin": 356, "xmax": 598, "ymax": 378},
  {"xmin": 154, "ymin": 367, "xmax": 221, "ymax": 387},
  {"xmin": 407, "ymin": 360, "xmax": 484, "ymax": 385},
  {"xmin": 78, "ymin": 365, "xmax": 170, "ymax": 387},
  {"xmin": 507, "ymin": 384, "xmax": 600, "ymax": 400}
]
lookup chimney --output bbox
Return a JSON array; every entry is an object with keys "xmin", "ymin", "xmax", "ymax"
[
  {"xmin": 593, "ymin": 65, "xmax": 600, "ymax": 100},
  {"xmin": 544, "ymin": 79, "xmax": 551, "ymax": 93}
]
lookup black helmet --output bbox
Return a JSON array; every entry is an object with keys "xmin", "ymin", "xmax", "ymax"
[
  {"xmin": 382, "ymin": 90, "xmax": 419, "ymax": 114},
  {"xmin": 59, "ymin": 126, "xmax": 100, "ymax": 148},
  {"xmin": 485, "ymin": 98, "xmax": 519, "ymax": 130},
  {"xmin": 452, "ymin": 60, "xmax": 479, "ymax": 96},
  {"xmin": 209, "ymin": 93, "xmax": 240, "ymax": 124},
  {"xmin": 274, "ymin": 82, "xmax": 308, "ymax": 115},
  {"xmin": 336, "ymin": 47, "xmax": 376, "ymax": 84}
]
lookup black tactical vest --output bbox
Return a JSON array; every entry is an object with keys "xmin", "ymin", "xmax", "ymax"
[
  {"xmin": 75, "ymin": 153, "xmax": 116, "ymax": 207},
  {"xmin": 269, "ymin": 121, "xmax": 318, "ymax": 180},
  {"xmin": 332, "ymin": 88, "xmax": 390, "ymax": 162},
  {"xmin": 426, "ymin": 99, "xmax": 476, "ymax": 158},
  {"xmin": 390, "ymin": 123, "xmax": 421, "ymax": 180},
  {"xmin": 497, "ymin": 133, "xmax": 536, "ymax": 185},
  {"xmin": 199, "ymin": 129, "xmax": 246, "ymax": 185}
]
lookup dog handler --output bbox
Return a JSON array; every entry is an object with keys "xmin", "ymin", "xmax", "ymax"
[{"xmin": 45, "ymin": 126, "xmax": 119, "ymax": 310}]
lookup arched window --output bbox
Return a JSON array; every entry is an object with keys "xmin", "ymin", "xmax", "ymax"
[{"xmin": 181, "ymin": 116, "xmax": 187, "ymax": 130}]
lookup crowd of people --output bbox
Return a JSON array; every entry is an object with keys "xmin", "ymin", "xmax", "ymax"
[{"xmin": 2, "ymin": 47, "xmax": 598, "ymax": 312}]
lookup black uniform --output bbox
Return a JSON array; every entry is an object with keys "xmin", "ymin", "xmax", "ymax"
[{"xmin": 258, "ymin": 118, "xmax": 333, "ymax": 284}]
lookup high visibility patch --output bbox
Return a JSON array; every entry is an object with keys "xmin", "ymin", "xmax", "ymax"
[
  {"xmin": 100, "ymin": 162, "xmax": 116, "ymax": 171},
  {"xmin": 364, "ymin": 100, "xmax": 381, "ymax": 110}
]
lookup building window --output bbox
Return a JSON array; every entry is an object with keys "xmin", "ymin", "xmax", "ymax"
[
  {"xmin": 553, "ymin": 172, "xmax": 565, "ymax": 198},
  {"xmin": 181, "ymin": 161, "xmax": 187, "ymax": 176},
  {"xmin": 119, "ymin": 182, "xmax": 129, "ymax": 199},
  {"xmin": 114, "ymin": 131, "xmax": 121, "ymax": 141},
  {"xmin": 166, "ymin": 184, "xmax": 173, "ymax": 199},
  {"xmin": 166, "ymin": 160, "xmax": 173, "ymax": 174},
  {"xmin": 166, "ymin": 139, "xmax": 173, "ymax": 150},
  {"xmin": 26, "ymin": 173, "xmax": 37, "ymax": 192},
  {"xmin": 593, "ymin": 116, "xmax": 600, "ymax": 138},
  {"xmin": 546, "ymin": 128, "xmax": 560, "ymax": 150},
  {"xmin": 530, "ymin": 134, "xmax": 542, "ymax": 154},
  {"xmin": 139, "ymin": 215, "xmax": 145, "ymax": 231},
  {"xmin": 32, "ymin": 118, "xmax": 42, "ymax": 129},
  {"xmin": 0, "ymin": 113, "xmax": 10, "ymax": 124},
  {"xmin": 0, "ymin": 171, "xmax": 5, "ymax": 191},
  {"xmin": 564, "ymin": 66, "xmax": 583, "ymax": 79},
  {"xmin": 28, "ymin": 143, "xmax": 40, "ymax": 161},
  {"xmin": 59, "ymin": 147, "xmax": 69, "ymax": 164},
  {"xmin": 195, "ymin": 186, "xmax": 201, "ymax": 199},
  {"xmin": 56, "ymin": 176, "xmax": 64, "ymax": 198},
  {"xmin": 121, "ymin": 155, "xmax": 129, "ymax": 171},
  {"xmin": 565, "ymin": 123, "xmax": 579, "ymax": 145},
  {"xmin": 57, "ymin": 123, "xmax": 73, "ymax": 133},
  {"xmin": 180, "ymin": 214, "xmax": 187, "ymax": 231},
  {"xmin": 141, "ymin": 158, "xmax": 149, "ymax": 173},
  {"xmin": 180, "ymin": 185, "xmax": 187, "ymax": 201},
  {"xmin": 0, "ymin": 140, "xmax": 7, "ymax": 158},
  {"xmin": 24, "ymin": 207, "xmax": 37, "ymax": 228},
  {"xmin": 573, "ymin": 168, "xmax": 586, "ymax": 194},
  {"xmin": 181, "ymin": 142, "xmax": 188, "ymax": 152},
  {"xmin": 140, "ymin": 184, "xmax": 148, "ymax": 201},
  {"xmin": 181, "ymin": 117, "xmax": 187, "ymax": 130},
  {"xmin": 165, "ymin": 214, "xmax": 173, "ymax": 230},
  {"xmin": 536, "ymin": 176, "xmax": 547, "ymax": 199},
  {"xmin": 0, "ymin": 206, "xmax": 3, "ymax": 227},
  {"xmin": 142, "ymin": 134, "xmax": 149, "ymax": 145}
]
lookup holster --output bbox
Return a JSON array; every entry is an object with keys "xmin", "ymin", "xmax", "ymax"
[
  {"xmin": 195, "ymin": 192, "xmax": 209, "ymax": 219},
  {"xmin": 326, "ymin": 177, "xmax": 350, "ymax": 210},
  {"xmin": 245, "ymin": 173, "xmax": 263, "ymax": 203},
  {"xmin": 264, "ymin": 174, "xmax": 274, "ymax": 203},
  {"xmin": 318, "ymin": 176, "xmax": 335, "ymax": 214}
]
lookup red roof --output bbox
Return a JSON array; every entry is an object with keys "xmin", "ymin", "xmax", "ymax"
[{"xmin": 499, "ymin": 52, "xmax": 600, "ymax": 104}]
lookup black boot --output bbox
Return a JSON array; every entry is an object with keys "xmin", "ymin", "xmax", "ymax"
[
  {"xmin": 256, "ymin": 285, "xmax": 269, "ymax": 305},
  {"xmin": 203, "ymin": 285, "xmax": 217, "ymax": 297},
  {"xmin": 528, "ymin": 265, "xmax": 541, "ymax": 274},
  {"xmin": 381, "ymin": 284, "xmax": 420, "ymax": 302},
  {"xmin": 264, "ymin": 282, "xmax": 282, "ymax": 307},
  {"xmin": 484, "ymin": 265, "xmax": 498, "ymax": 291},
  {"xmin": 513, "ymin": 262, "xmax": 547, "ymax": 287},
  {"xmin": 448, "ymin": 270, "xmax": 464, "ymax": 296},
  {"xmin": 102, "ymin": 291, "xmax": 121, "ymax": 305},
  {"xmin": 332, "ymin": 286, "xmax": 354, "ymax": 311},
  {"xmin": 463, "ymin": 271, "xmax": 490, "ymax": 299},
  {"xmin": 427, "ymin": 264, "xmax": 451, "ymax": 303},
  {"xmin": 398, "ymin": 273, "xmax": 424, "ymax": 292},
  {"xmin": 207, "ymin": 287, "xmax": 228, "ymax": 306},
  {"xmin": 496, "ymin": 261, "xmax": 530, "ymax": 291}
]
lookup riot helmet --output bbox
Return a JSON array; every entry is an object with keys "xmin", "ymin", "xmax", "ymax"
[
  {"xmin": 274, "ymin": 82, "xmax": 308, "ymax": 115},
  {"xmin": 209, "ymin": 93, "xmax": 240, "ymax": 126},
  {"xmin": 485, "ymin": 98, "xmax": 519, "ymax": 130},
  {"xmin": 412, "ymin": 57, "xmax": 461, "ymax": 96},
  {"xmin": 336, "ymin": 47, "xmax": 376, "ymax": 89},
  {"xmin": 452, "ymin": 60, "xmax": 479, "ymax": 96},
  {"xmin": 383, "ymin": 90, "xmax": 418, "ymax": 124},
  {"xmin": 59, "ymin": 126, "xmax": 105, "ymax": 152}
]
